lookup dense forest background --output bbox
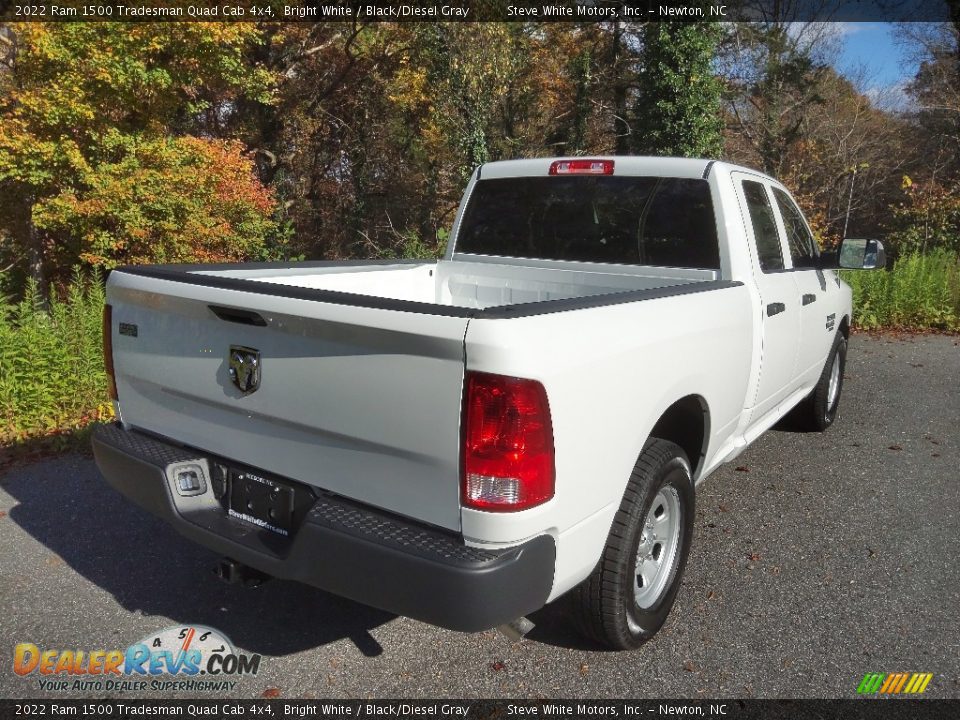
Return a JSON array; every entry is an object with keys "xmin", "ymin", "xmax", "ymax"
[{"xmin": 0, "ymin": 19, "xmax": 958, "ymax": 298}]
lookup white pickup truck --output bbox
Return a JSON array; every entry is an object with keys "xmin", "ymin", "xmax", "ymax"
[{"xmin": 93, "ymin": 157, "xmax": 883, "ymax": 649}]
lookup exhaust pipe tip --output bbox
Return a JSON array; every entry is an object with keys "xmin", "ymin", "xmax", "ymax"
[{"xmin": 497, "ymin": 617, "xmax": 535, "ymax": 642}]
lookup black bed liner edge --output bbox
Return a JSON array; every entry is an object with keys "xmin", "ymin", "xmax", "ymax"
[{"xmin": 113, "ymin": 262, "xmax": 744, "ymax": 321}]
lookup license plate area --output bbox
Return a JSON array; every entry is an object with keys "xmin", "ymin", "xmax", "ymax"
[{"xmin": 228, "ymin": 470, "xmax": 303, "ymax": 536}]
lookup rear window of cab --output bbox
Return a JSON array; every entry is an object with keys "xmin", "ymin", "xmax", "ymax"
[{"xmin": 456, "ymin": 176, "xmax": 721, "ymax": 270}]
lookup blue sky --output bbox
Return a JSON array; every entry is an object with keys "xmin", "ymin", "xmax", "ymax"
[{"xmin": 834, "ymin": 23, "xmax": 916, "ymax": 108}]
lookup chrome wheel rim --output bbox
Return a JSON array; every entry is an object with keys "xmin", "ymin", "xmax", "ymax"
[
  {"xmin": 634, "ymin": 486, "xmax": 682, "ymax": 609},
  {"xmin": 827, "ymin": 352, "xmax": 841, "ymax": 411}
]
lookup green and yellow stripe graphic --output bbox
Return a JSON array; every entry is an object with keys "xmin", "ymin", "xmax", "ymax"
[{"xmin": 857, "ymin": 672, "xmax": 933, "ymax": 694}]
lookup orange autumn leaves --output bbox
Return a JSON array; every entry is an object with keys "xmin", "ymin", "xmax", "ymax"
[
  {"xmin": 0, "ymin": 22, "xmax": 279, "ymax": 275},
  {"xmin": 35, "ymin": 134, "xmax": 277, "ymax": 268}
]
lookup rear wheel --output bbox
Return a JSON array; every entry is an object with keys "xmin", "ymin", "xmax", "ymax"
[{"xmin": 570, "ymin": 439, "xmax": 695, "ymax": 650}]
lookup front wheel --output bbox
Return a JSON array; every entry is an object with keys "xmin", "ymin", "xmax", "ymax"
[
  {"xmin": 569, "ymin": 438, "xmax": 695, "ymax": 650},
  {"xmin": 800, "ymin": 332, "xmax": 848, "ymax": 431}
]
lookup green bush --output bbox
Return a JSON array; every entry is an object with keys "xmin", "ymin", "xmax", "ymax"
[
  {"xmin": 0, "ymin": 270, "xmax": 113, "ymax": 443},
  {"xmin": 841, "ymin": 249, "xmax": 960, "ymax": 331}
]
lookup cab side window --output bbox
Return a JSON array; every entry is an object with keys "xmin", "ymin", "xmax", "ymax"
[
  {"xmin": 741, "ymin": 180, "xmax": 784, "ymax": 273},
  {"xmin": 773, "ymin": 188, "xmax": 818, "ymax": 269}
]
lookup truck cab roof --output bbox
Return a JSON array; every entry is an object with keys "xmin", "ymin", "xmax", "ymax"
[{"xmin": 476, "ymin": 156, "xmax": 774, "ymax": 183}]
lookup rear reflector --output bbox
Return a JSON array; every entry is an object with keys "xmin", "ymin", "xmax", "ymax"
[
  {"xmin": 103, "ymin": 304, "xmax": 117, "ymax": 401},
  {"xmin": 549, "ymin": 159, "xmax": 614, "ymax": 176},
  {"xmin": 462, "ymin": 372, "xmax": 555, "ymax": 512}
]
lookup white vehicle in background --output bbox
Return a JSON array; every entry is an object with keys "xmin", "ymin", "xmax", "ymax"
[{"xmin": 93, "ymin": 157, "xmax": 883, "ymax": 649}]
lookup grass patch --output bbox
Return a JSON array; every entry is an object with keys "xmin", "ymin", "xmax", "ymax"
[
  {"xmin": 841, "ymin": 249, "xmax": 960, "ymax": 331},
  {"xmin": 0, "ymin": 270, "xmax": 114, "ymax": 445},
  {"xmin": 0, "ymin": 426, "xmax": 97, "ymax": 475}
]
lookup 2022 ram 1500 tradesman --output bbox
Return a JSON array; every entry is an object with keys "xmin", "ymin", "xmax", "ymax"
[{"xmin": 93, "ymin": 157, "xmax": 884, "ymax": 649}]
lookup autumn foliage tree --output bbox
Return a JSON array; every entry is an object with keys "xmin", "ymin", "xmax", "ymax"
[
  {"xmin": 0, "ymin": 22, "xmax": 278, "ymax": 294},
  {"xmin": 889, "ymin": 17, "xmax": 960, "ymax": 255},
  {"xmin": 633, "ymin": 22, "xmax": 724, "ymax": 157},
  {"xmin": 34, "ymin": 134, "xmax": 278, "ymax": 268},
  {"xmin": 0, "ymin": 19, "xmax": 955, "ymax": 290}
]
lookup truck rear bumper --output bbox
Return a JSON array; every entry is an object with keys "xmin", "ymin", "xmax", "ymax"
[{"xmin": 92, "ymin": 423, "xmax": 555, "ymax": 633}]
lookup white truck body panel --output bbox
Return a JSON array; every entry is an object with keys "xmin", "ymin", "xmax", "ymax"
[
  {"xmin": 460, "ymin": 283, "xmax": 755, "ymax": 599},
  {"xmin": 108, "ymin": 271, "xmax": 471, "ymax": 531}
]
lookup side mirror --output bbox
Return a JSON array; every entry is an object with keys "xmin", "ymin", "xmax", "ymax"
[{"xmin": 837, "ymin": 238, "xmax": 886, "ymax": 270}]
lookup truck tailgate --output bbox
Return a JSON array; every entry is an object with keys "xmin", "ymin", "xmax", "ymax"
[{"xmin": 107, "ymin": 271, "xmax": 468, "ymax": 532}]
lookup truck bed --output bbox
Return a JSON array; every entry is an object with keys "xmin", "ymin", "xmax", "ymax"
[
  {"xmin": 107, "ymin": 258, "xmax": 735, "ymax": 533},
  {"xmin": 187, "ymin": 258, "xmax": 719, "ymax": 310}
]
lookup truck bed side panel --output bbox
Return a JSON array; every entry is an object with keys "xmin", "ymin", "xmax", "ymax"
[{"xmin": 460, "ymin": 283, "xmax": 755, "ymax": 597}]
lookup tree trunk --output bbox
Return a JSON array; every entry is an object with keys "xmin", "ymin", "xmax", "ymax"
[
  {"xmin": 17, "ymin": 195, "xmax": 47, "ymax": 301},
  {"xmin": 610, "ymin": 21, "xmax": 630, "ymax": 155}
]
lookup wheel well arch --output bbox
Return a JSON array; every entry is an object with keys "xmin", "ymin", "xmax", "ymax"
[
  {"xmin": 648, "ymin": 395, "xmax": 710, "ymax": 478},
  {"xmin": 839, "ymin": 315, "xmax": 850, "ymax": 339}
]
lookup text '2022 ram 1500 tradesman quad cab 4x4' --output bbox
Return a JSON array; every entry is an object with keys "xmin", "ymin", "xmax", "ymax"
[{"xmin": 93, "ymin": 157, "xmax": 885, "ymax": 649}]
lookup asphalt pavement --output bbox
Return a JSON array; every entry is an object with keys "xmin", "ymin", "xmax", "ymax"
[{"xmin": 1, "ymin": 333, "xmax": 958, "ymax": 699}]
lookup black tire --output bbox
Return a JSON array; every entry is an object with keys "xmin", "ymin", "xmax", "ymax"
[
  {"xmin": 800, "ymin": 332, "xmax": 847, "ymax": 432},
  {"xmin": 570, "ymin": 438, "xmax": 695, "ymax": 650}
]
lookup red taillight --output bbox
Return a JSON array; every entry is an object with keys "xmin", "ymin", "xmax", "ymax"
[
  {"xmin": 462, "ymin": 372, "xmax": 555, "ymax": 512},
  {"xmin": 548, "ymin": 159, "xmax": 614, "ymax": 176},
  {"xmin": 103, "ymin": 304, "xmax": 117, "ymax": 401}
]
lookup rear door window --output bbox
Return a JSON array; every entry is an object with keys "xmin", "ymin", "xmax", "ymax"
[
  {"xmin": 772, "ymin": 188, "xmax": 818, "ymax": 269},
  {"xmin": 741, "ymin": 180, "xmax": 784, "ymax": 273}
]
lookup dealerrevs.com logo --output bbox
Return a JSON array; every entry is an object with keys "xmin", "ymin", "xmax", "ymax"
[
  {"xmin": 13, "ymin": 625, "xmax": 261, "ymax": 693},
  {"xmin": 857, "ymin": 672, "xmax": 934, "ymax": 695}
]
